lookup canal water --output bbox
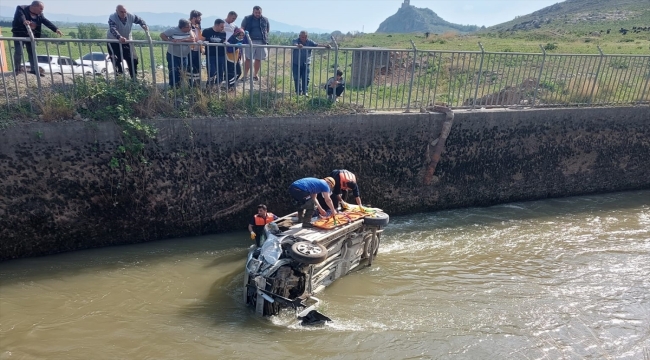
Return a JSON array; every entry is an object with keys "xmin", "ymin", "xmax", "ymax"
[{"xmin": 1, "ymin": 191, "xmax": 649, "ymax": 359}]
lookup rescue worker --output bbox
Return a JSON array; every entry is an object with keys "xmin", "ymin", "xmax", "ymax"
[
  {"xmin": 318, "ymin": 169, "xmax": 363, "ymax": 212},
  {"xmin": 289, "ymin": 177, "xmax": 338, "ymax": 228},
  {"xmin": 247, "ymin": 204, "xmax": 277, "ymax": 247}
]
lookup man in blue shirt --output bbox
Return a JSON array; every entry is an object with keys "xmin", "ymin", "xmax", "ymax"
[
  {"xmin": 292, "ymin": 31, "xmax": 330, "ymax": 96},
  {"xmin": 289, "ymin": 177, "xmax": 338, "ymax": 228}
]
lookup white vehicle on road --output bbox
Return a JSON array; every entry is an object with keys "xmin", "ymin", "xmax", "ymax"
[
  {"xmin": 75, "ymin": 52, "xmax": 130, "ymax": 74},
  {"xmin": 25, "ymin": 55, "xmax": 99, "ymax": 75}
]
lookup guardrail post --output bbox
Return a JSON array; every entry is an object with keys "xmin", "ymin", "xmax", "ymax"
[
  {"xmin": 532, "ymin": 44, "xmax": 546, "ymax": 107},
  {"xmin": 331, "ymin": 35, "xmax": 339, "ymax": 84},
  {"xmin": 145, "ymin": 29, "xmax": 157, "ymax": 85},
  {"xmin": 471, "ymin": 42, "xmax": 486, "ymax": 110},
  {"xmin": 245, "ymin": 32, "xmax": 254, "ymax": 108},
  {"xmin": 25, "ymin": 26, "xmax": 42, "ymax": 96},
  {"xmin": 405, "ymin": 40, "xmax": 417, "ymax": 113},
  {"xmin": 588, "ymin": 46, "xmax": 604, "ymax": 106},
  {"xmin": 640, "ymin": 58, "xmax": 650, "ymax": 105}
]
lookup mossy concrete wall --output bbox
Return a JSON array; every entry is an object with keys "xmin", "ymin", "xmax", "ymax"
[{"xmin": 1, "ymin": 106, "xmax": 649, "ymax": 260}]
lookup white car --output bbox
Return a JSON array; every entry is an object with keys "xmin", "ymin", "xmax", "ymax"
[
  {"xmin": 244, "ymin": 205, "xmax": 389, "ymax": 324},
  {"xmin": 24, "ymin": 55, "xmax": 100, "ymax": 75},
  {"xmin": 75, "ymin": 52, "xmax": 129, "ymax": 74}
]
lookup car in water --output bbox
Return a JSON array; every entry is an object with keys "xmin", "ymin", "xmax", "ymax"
[
  {"xmin": 75, "ymin": 52, "xmax": 129, "ymax": 74},
  {"xmin": 24, "ymin": 55, "xmax": 100, "ymax": 75},
  {"xmin": 243, "ymin": 205, "xmax": 389, "ymax": 325}
]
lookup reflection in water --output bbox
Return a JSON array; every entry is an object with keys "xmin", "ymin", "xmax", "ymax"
[{"xmin": 1, "ymin": 190, "xmax": 649, "ymax": 359}]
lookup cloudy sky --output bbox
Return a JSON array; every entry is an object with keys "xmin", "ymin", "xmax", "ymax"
[{"xmin": 1, "ymin": 0, "xmax": 562, "ymax": 32}]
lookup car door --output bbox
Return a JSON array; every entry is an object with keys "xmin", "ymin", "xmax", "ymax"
[
  {"xmin": 36, "ymin": 55, "xmax": 52, "ymax": 73},
  {"xmin": 57, "ymin": 57, "xmax": 74, "ymax": 74}
]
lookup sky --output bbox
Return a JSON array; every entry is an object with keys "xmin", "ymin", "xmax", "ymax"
[{"xmin": 1, "ymin": 0, "xmax": 563, "ymax": 33}]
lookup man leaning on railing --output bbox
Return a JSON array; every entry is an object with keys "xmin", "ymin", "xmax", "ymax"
[
  {"xmin": 107, "ymin": 4, "xmax": 148, "ymax": 79},
  {"xmin": 160, "ymin": 19, "xmax": 195, "ymax": 87},
  {"xmin": 292, "ymin": 31, "xmax": 330, "ymax": 97},
  {"xmin": 11, "ymin": 0, "xmax": 62, "ymax": 76}
]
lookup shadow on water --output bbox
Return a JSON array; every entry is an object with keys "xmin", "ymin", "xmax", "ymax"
[
  {"xmin": 0, "ymin": 231, "xmax": 249, "ymax": 287},
  {"xmin": 178, "ymin": 248, "xmax": 280, "ymax": 330}
]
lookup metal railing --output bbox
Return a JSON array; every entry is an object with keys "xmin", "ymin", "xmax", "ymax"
[{"xmin": 2, "ymin": 31, "xmax": 649, "ymax": 113}]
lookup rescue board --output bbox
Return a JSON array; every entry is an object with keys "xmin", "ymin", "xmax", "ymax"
[{"xmin": 312, "ymin": 206, "xmax": 383, "ymax": 230}]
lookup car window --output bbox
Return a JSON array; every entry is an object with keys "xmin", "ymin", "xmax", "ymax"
[
  {"xmin": 37, "ymin": 56, "xmax": 50, "ymax": 63},
  {"xmin": 93, "ymin": 54, "xmax": 106, "ymax": 61}
]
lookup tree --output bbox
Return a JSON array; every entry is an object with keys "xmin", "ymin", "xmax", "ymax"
[
  {"xmin": 131, "ymin": 31, "xmax": 148, "ymax": 41},
  {"xmin": 77, "ymin": 23, "xmax": 102, "ymax": 39},
  {"xmin": 69, "ymin": 31, "xmax": 77, "ymax": 39},
  {"xmin": 40, "ymin": 29, "xmax": 54, "ymax": 38}
]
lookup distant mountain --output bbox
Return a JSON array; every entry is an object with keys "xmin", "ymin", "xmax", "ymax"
[
  {"xmin": 376, "ymin": 3, "xmax": 480, "ymax": 34},
  {"xmin": 0, "ymin": 7, "xmax": 332, "ymax": 34},
  {"xmin": 487, "ymin": 0, "xmax": 650, "ymax": 32}
]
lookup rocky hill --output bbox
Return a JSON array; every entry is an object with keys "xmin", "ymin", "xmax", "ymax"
[
  {"xmin": 487, "ymin": 0, "xmax": 650, "ymax": 32},
  {"xmin": 375, "ymin": 4, "xmax": 480, "ymax": 34}
]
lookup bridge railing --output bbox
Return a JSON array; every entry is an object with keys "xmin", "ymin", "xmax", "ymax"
[{"xmin": 1, "ymin": 33, "xmax": 649, "ymax": 114}]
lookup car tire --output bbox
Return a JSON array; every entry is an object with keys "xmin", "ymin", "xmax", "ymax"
[
  {"xmin": 373, "ymin": 234, "xmax": 381, "ymax": 256},
  {"xmin": 363, "ymin": 212, "xmax": 389, "ymax": 227},
  {"xmin": 289, "ymin": 242, "xmax": 328, "ymax": 264}
]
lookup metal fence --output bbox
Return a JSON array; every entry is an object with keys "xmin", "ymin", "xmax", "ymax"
[{"xmin": 1, "ymin": 30, "xmax": 649, "ymax": 113}]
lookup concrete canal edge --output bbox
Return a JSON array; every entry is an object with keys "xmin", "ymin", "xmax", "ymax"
[{"xmin": 1, "ymin": 106, "xmax": 649, "ymax": 260}]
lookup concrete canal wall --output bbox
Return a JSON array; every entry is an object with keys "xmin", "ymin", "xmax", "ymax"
[{"xmin": 1, "ymin": 106, "xmax": 649, "ymax": 260}]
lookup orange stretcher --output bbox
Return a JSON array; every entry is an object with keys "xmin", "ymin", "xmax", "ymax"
[{"xmin": 312, "ymin": 210, "xmax": 374, "ymax": 230}]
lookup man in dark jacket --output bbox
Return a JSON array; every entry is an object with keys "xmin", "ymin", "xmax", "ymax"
[
  {"xmin": 11, "ymin": 1, "xmax": 62, "ymax": 75},
  {"xmin": 239, "ymin": 5, "xmax": 269, "ymax": 81}
]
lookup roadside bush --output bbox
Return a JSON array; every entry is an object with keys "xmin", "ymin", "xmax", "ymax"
[
  {"xmin": 37, "ymin": 92, "xmax": 75, "ymax": 121},
  {"xmin": 543, "ymin": 43, "xmax": 558, "ymax": 51}
]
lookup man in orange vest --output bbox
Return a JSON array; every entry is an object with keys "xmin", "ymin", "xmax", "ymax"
[
  {"xmin": 318, "ymin": 169, "xmax": 363, "ymax": 212},
  {"xmin": 248, "ymin": 204, "xmax": 278, "ymax": 247}
]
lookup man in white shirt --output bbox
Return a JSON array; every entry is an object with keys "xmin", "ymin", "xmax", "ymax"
[
  {"xmin": 223, "ymin": 11, "xmax": 241, "ymax": 81},
  {"xmin": 224, "ymin": 11, "xmax": 237, "ymax": 39}
]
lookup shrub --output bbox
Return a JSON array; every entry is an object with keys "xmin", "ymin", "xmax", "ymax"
[
  {"xmin": 543, "ymin": 43, "xmax": 558, "ymax": 51},
  {"xmin": 37, "ymin": 92, "xmax": 75, "ymax": 121},
  {"xmin": 609, "ymin": 59, "xmax": 629, "ymax": 70}
]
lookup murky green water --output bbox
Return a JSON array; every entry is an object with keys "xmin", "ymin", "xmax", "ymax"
[{"xmin": 1, "ymin": 190, "xmax": 649, "ymax": 359}]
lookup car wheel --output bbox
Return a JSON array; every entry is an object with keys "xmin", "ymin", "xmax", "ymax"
[
  {"xmin": 363, "ymin": 212, "xmax": 389, "ymax": 227},
  {"xmin": 101, "ymin": 68, "xmax": 107, "ymax": 74},
  {"xmin": 372, "ymin": 234, "xmax": 381, "ymax": 256},
  {"xmin": 289, "ymin": 242, "xmax": 328, "ymax": 264}
]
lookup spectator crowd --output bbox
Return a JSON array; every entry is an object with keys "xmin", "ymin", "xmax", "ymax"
[{"xmin": 11, "ymin": 1, "xmax": 346, "ymax": 99}]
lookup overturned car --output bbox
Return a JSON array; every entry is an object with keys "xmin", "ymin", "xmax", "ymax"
[{"xmin": 243, "ymin": 206, "xmax": 389, "ymax": 323}]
